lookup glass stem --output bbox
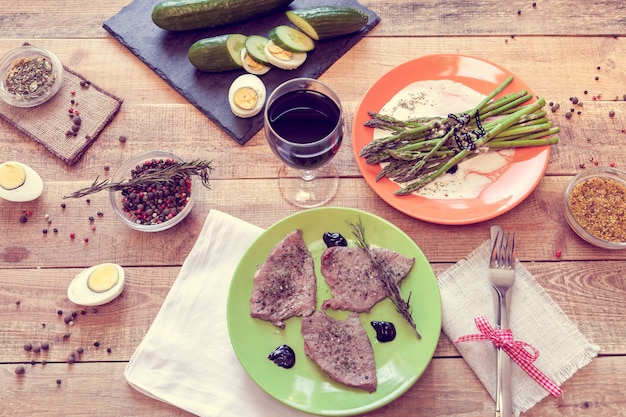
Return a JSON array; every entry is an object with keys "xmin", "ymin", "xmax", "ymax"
[{"xmin": 301, "ymin": 169, "xmax": 315, "ymax": 181}]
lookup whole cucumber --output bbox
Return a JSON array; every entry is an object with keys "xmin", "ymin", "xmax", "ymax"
[{"xmin": 152, "ymin": 0, "xmax": 295, "ymax": 32}]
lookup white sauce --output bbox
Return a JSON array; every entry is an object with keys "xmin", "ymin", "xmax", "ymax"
[{"xmin": 375, "ymin": 80, "xmax": 513, "ymax": 199}]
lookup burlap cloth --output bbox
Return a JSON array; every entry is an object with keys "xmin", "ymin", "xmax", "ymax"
[
  {"xmin": 0, "ymin": 61, "xmax": 122, "ymax": 165},
  {"xmin": 438, "ymin": 239, "xmax": 600, "ymax": 416}
]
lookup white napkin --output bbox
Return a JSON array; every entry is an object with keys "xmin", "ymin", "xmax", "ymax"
[
  {"xmin": 124, "ymin": 210, "xmax": 312, "ymax": 417},
  {"xmin": 438, "ymin": 240, "xmax": 600, "ymax": 416}
]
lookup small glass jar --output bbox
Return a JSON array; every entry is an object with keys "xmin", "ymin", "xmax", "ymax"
[
  {"xmin": 0, "ymin": 45, "xmax": 64, "ymax": 107},
  {"xmin": 564, "ymin": 167, "xmax": 626, "ymax": 249},
  {"xmin": 109, "ymin": 151, "xmax": 196, "ymax": 232}
]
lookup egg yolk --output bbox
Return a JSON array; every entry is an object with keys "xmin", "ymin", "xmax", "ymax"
[
  {"xmin": 244, "ymin": 53, "xmax": 264, "ymax": 71},
  {"xmin": 0, "ymin": 162, "xmax": 26, "ymax": 190},
  {"xmin": 233, "ymin": 87, "xmax": 258, "ymax": 110},
  {"xmin": 87, "ymin": 264, "xmax": 120, "ymax": 293},
  {"xmin": 267, "ymin": 44, "xmax": 293, "ymax": 61}
]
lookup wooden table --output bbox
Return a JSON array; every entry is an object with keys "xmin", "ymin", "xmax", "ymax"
[{"xmin": 1, "ymin": 1, "xmax": 625, "ymax": 416}]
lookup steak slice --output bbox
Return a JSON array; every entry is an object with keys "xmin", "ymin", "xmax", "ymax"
[
  {"xmin": 321, "ymin": 246, "xmax": 414, "ymax": 312},
  {"xmin": 250, "ymin": 229, "xmax": 316, "ymax": 328},
  {"xmin": 301, "ymin": 310, "xmax": 377, "ymax": 392}
]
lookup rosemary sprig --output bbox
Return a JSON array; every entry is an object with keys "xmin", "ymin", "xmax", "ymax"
[
  {"xmin": 348, "ymin": 218, "xmax": 421, "ymax": 339},
  {"xmin": 63, "ymin": 159, "xmax": 214, "ymax": 199}
]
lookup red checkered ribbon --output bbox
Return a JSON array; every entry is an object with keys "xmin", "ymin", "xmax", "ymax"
[{"xmin": 455, "ymin": 316, "xmax": 563, "ymax": 397}]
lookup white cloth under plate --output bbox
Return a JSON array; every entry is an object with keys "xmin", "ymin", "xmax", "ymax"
[
  {"xmin": 437, "ymin": 240, "xmax": 601, "ymax": 416},
  {"xmin": 124, "ymin": 210, "xmax": 312, "ymax": 417}
]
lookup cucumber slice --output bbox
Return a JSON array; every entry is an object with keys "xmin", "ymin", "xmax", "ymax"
[
  {"xmin": 245, "ymin": 35, "xmax": 271, "ymax": 64},
  {"xmin": 268, "ymin": 25, "xmax": 315, "ymax": 53},
  {"xmin": 188, "ymin": 33, "xmax": 247, "ymax": 72}
]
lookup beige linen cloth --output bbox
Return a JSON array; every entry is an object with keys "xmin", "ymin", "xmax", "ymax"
[
  {"xmin": 124, "ymin": 210, "xmax": 312, "ymax": 417},
  {"xmin": 438, "ymin": 240, "xmax": 600, "ymax": 416}
]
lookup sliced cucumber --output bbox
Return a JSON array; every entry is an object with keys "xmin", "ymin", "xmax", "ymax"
[
  {"xmin": 188, "ymin": 34, "xmax": 247, "ymax": 72},
  {"xmin": 245, "ymin": 35, "xmax": 271, "ymax": 64},
  {"xmin": 268, "ymin": 25, "xmax": 315, "ymax": 53},
  {"xmin": 286, "ymin": 6, "xmax": 369, "ymax": 41}
]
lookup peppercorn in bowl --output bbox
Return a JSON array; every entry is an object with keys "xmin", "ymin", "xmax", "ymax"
[
  {"xmin": 564, "ymin": 167, "xmax": 626, "ymax": 249},
  {"xmin": 109, "ymin": 151, "xmax": 196, "ymax": 232},
  {"xmin": 0, "ymin": 45, "xmax": 64, "ymax": 107}
]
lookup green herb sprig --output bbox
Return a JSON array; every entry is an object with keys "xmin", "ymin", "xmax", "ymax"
[
  {"xmin": 348, "ymin": 218, "xmax": 421, "ymax": 339},
  {"xmin": 63, "ymin": 159, "xmax": 213, "ymax": 199}
]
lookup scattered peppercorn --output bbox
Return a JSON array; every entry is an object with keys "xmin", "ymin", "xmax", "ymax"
[
  {"xmin": 67, "ymin": 354, "xmax": 76, "ymax": 364},
  {"xmin": 15, "ymin": 300, "xmax": 20, "ymax": 306},
  {"xmin": 41, "ymin": 342, "xmax": 49, "ymax": 350},
  {"xmin": 32, "ymin": 345, "xmax": 41, "ymax": 354},
  {"xmin": 61, "ymin": 203, "xmax": 66, "ymax": 209},
  {"xmin": 41, "ymin": 360, "xmax": 47, "ymax": 366},
  {"xmin": 86, "ymin": 198, "xmax": 91, "ymax": 204},
  {"xmin": 103, "ymin": 165, "xmax": 110, "ymax": 172},
  {"xmin": 15, "ymin": 366, "xmax": 25, "ymax": 375},
  {"xmin": 53, "ymin": 228, "xmax": 58, "ymax": 233},
  {"xmin": 517, "ymin": 10, "xmax": 521, "ymax": 15},
  {"xmin": 63, "ymin": 333, "xmax": 71, "ymax": 339},
  {"xmin": 56, "ymin": 379, "xmax": 62, "ymax": 385},
  {"xmin": 19, "ymin": 214, "xmax": 28, "ymax": 223},
  {"xmin": 57, "ymin": 309, "xmax": 63, "ymax": 315},
  {"xmin": 42, "ymin": 229, "xmax": 48, "ymax": 234},
  {"xmin": 118, "ymin": 135, "xmax": 127, "ymax": 143},
  {"xmin": 609, "ymin": 110, "xmax": 615, "ymax": 117},
  {"xmin": 76, "ymin": 347, "xmax": 84, "ymax": 355},
  {"xmin": 93, "ymin": 341, "xmax": 100, "ymax": 347},
  {"xmin": 532, "ymin": 2, "xmax": 537, "ymax": 6},
  {"xmin": 63, "ymin": 316, "xmax": 72, "ymax": 324},
  {"xmin": 106, "ymin": 347, "xmax": 112, "ymax": 353},
  {"xmin": 565, "ymin": 112, "xmax": 573, "ymax": 119},
  {"xmin": 84, "ymin": 237, "xmax": 89, "ymax": 243},
  {"xmin": 69, "ymin": 233, "xmax": 75, "ymax": 239},
  {"xmin": 595, "ymin": 76, "xmax": 599, "ymax": 81},
  {"xmin": 24, "ymin": 343, "xmax": 33, "ymax": 352},
  {"xmin": 88, "ymin": 216, "xmax": 95, "ymax": 222}
]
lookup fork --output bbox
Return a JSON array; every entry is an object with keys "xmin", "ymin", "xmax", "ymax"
[{"xmin": 489, "ymin": 225, "xmax": 516, "ymax": 417}]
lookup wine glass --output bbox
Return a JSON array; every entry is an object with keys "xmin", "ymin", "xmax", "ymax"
[{"xmin": 264, "ymin": 78, "xmax": 344, "ymax": 208}]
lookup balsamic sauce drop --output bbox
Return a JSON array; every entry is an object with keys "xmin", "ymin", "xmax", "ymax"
[
  {"xmin": 323, "ymin": 232, "xmax": 348, "ymax": 247},
  {"xmin": 268, "ymin": 344, "xmax": 296, "ymax": 369},
  {"xmin": 371, "ymin": 321, "xmax": 397, "ymax": 343}
]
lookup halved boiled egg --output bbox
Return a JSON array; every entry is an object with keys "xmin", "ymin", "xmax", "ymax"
[
  {"xmin": 264, "ymin": 41, "xmax": 307, "ymax": 70},
  {"xmin": 228, "ymin": 73, "xmax": 266, "ymax": 118},
  {"xmin": 0, "ymin": 161, "xmax": 44, "ymax": 202},
  {"xmin": 67, "ymin": 263, "xmax": 125, "ymax": 306},
  {"xmin": 240, "ymin": 48, "xmax": 271, "ymax": 75}
]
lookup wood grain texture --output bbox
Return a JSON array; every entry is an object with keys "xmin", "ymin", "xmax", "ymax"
[{"xmin": 0, "ymin": 358, "xmax": 623, "ymax": 416}]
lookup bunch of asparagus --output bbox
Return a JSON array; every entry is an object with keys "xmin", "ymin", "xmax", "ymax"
[{"xmin": 359, "ymin": 76, "xmax": 559, "ymax": 195}]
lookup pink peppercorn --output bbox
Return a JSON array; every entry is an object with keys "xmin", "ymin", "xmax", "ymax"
[{"xmin": 555, "ymin": 250, "xmax": 562, "ymax": 258}]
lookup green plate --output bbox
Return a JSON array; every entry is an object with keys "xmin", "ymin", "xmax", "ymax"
[{"xmin": 226, "ymin": 207, "xmax": 442, "ymax": 416}]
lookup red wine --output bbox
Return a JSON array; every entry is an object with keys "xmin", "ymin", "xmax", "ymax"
[{"xmin": 267, "ymin": 90, "xmax": 342, "ymax": 169}]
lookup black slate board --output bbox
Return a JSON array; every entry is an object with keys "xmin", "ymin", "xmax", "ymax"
[{"xmin": 103, "ymin": 0, "xmax": 380, "ymax": 145}]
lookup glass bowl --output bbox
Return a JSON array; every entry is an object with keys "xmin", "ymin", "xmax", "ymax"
[
  {"xmin": 109, "ymin": 151, "xmax": 196, "ymax": 232},
  {"xmin": 564, "ymin": 167, "xmax": 626, "ymax": 249},
  {"xmin": 0, "ymin": 45, "xmax": 64, "ymax": 107}
]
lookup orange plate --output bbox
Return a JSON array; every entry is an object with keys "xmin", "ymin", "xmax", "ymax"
[{"xmin": 352, "ymin": 54, "xmax": 551, "ymax": 225}]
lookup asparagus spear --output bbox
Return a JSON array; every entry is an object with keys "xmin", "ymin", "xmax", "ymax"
[{"xmin": 360, "ymin": 77, "xmax": 559, "ymax": 195}]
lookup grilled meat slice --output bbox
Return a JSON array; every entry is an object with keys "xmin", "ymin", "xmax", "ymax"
[
  {"xmin": 301, "ymin": 310, "xmax": 377, "ymax": 392},
  {"xmin": 250, "ymin": 229, "xmax": 316, "ymax": 328},
  {"xmin": 321, "ymin": 246, "xmax": 414, "ymax": 312}
]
